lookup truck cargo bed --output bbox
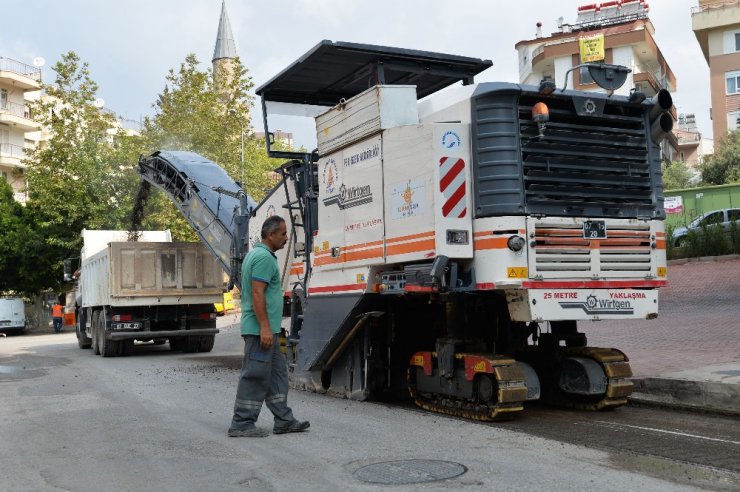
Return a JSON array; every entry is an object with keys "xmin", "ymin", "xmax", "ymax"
[{"xmin": 81, "ymin": 242, "xmax": 223, "ymax": 308}]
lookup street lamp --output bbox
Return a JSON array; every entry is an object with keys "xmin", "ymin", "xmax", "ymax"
[{"xmin": 228, "ymin": 109, "xmax": 245, "ymax": 188}]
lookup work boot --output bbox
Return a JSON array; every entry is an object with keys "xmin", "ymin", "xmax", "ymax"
[
  {"xmin": 273, "ymin": 420, "xmax": 310, "ymax": 434},
  {"xmin": 227, "ymin": 426, "xmax": 270, "ymax": 438}
]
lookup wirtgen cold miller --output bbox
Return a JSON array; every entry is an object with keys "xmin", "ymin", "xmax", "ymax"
[{"xmin": 140, "ymin": 41, "xmax": 671, "ymax": 420}]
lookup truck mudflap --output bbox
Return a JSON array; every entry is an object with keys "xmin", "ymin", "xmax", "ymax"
[
  {"xmin": 108, "ymin": 328, "xmax": 219, "ymax": 340},
  {"xmin": 506, "ymin": 288, "xmax": 659, "ymax": 322}
]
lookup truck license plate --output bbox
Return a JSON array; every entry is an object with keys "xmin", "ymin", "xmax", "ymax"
[{"xmin": 583, "ymin": 220, "xmax": 606, "ymax": 239}]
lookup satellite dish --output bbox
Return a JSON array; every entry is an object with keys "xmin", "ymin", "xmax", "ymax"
[
  {"xmin": 93, "ymin": 98, "xmax": 105, "ymax": 108},
  {"xmin": 32, "ymin": 57, "xmax": 46, "ymax": 67}
]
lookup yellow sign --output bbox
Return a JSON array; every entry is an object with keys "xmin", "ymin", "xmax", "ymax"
[
  {"xmin": 507, "ymin": 267, "xmax": 528, "ymax": 279},
  {"xmin": 657, "ymin": 267, "xmax": 667, "ymax": 278},
  {"xmin": 474, "ymin": 361, "xmax": 487, "ymax": 372},
  {"xmin": 413, "ymin": 355, "xmax": 425, "ymax": 366},
  {"xmin": 579, "ymin": 34, "xmax": 605, "ymax": 63}
]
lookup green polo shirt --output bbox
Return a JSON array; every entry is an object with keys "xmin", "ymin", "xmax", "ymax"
[{"xmin": 240, "ymin": 243, "xmax": 283, "ymax": 335}]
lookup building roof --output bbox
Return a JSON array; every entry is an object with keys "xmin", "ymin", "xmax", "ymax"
[
  {"xmin": 212, "ymin": 0, "xmax": 237, "ymax": 62},
  {"xmin": 515, "ymin": 18, "xmax": 654, "ymax": 48}
]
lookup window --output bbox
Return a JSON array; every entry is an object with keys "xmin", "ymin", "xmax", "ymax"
[
  {"xmin": 735, "ymin": 33, "xmax": 740, "ymax": 51},
  {"xmin": 726, "ymin": 71, "xmax": 740, "ymax": 94},
  {"xmin": 728, "ymin": 209, "xmax": 740, "ymax": 222},
  {"xmin": 0, "ymin": 89, "xmax": 6, "ymax": 109},
  {"xmin": 727, "ymin": 111, "xmax": 740, "ymax": 131},
  {"xmin": 579, "ymin": 66, "xmax": 594, "ymax": 85},
  {"xmin": 699, "ymin": 211, "xmax": 724, "ymax": 226}
]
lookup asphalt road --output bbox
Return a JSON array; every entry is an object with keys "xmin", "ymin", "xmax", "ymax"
[{"xmin": 1, "ymin": 317, "xmax": 737, "ymax": 491}]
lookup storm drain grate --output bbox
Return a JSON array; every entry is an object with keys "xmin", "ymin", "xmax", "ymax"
[{"xmin": 353, "ymin": 459, "xmax": 467, "ymax": 485}]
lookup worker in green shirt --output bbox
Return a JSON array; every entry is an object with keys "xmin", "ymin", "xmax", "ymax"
[{"xmin": 228, "ymin": 215, "xmax": 310, "ymax": 437}]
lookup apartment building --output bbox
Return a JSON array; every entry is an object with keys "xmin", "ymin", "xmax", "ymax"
[
  {"xmin": 516, "ymin": 1, "xmax": 676, "ymax": 97},
  {"xmin": 0, "ymin": 57, "xmax": 42, "ymax": 203},
  {"xmin": 692, "ymin": 0, "xmax": 740, "ymax": 140}
]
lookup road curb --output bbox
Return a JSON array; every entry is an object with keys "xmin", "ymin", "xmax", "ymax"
[{"xmin": 629, "ymin": 377, "xmax": 740, "ymax": 416}]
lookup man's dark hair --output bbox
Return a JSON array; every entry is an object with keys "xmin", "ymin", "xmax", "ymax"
[{"xmin": 261, "ymin": 215, "xmax": 285, "ymax": 239}]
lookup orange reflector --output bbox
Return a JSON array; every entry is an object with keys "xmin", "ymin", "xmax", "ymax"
[{"xmin": 532, "ymin": 102, "xmax": 549, "ymax": 123}]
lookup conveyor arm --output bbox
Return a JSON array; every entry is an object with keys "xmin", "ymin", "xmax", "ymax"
[{"xmin": 138, "ymin": 150, "xmax": 256, "ymax": 287}]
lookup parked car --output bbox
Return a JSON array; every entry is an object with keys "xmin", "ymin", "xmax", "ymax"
[
  {"xmin": 0, "ymin": 297, "xmax": 26, "ymax": 334},
  {"xmin": 672, "ymin": 208, "xmax": 740, "ymax": 246}
]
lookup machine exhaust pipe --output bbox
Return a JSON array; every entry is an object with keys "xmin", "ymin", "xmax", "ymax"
[
  {"xmin": 651, "ymin": 112, "xmax": 673, "ymax": 143},
  {"xmin": 649, "ymin": 89, "xmax": 673, "ymax": 122},
  {"xmin": 648, "ymin": 89, "xmax": 673, "ymax": 144}
]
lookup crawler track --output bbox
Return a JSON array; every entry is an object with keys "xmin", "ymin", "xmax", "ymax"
[{"xmin": 407, "ymin": 355, "xmax": 528, "ymax": 421}]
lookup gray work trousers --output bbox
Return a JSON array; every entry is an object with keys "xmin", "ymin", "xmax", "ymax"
[{"xmin": 230, "ymin": 334, "xmax": 294, "ymax": 430}]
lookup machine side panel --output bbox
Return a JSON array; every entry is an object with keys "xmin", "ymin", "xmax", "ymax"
[
  {"xmin": 314, "ymin": 136, "xmax": 385, "ymax": 271},
  {"xmin": 433, "ymin": 123, "xmax": 473, "ymax": 258},
  {"xmin": 382, "ymin": 125, "xmax": 437, "ymax": 264},
  {"xmin": 295, "ymin": 293, "xmax": 383, "ymax": 372}
]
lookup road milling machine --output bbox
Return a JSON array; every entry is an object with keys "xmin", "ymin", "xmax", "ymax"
[{"xmin": 138, "ymin": 41, "xmax": 671, "ymax": 420}]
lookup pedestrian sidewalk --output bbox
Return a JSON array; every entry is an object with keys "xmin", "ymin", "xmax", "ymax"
[
  {"xmin": 631, "ymin": 363, "xmax": 740, "ymax": 415},
  {"xmin": 581, "ymin": 255, "xmax": 740, "ymax": 415}
]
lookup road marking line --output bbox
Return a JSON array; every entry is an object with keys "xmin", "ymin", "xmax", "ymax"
[{"xmin": 592, "ymin": 420, "xmax": 740, "ymax": 446}]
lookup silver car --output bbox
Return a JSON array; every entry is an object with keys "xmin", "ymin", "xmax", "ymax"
[{"xmin": 672, "ymin": 208, "xmax": 740, "ymax": 247}]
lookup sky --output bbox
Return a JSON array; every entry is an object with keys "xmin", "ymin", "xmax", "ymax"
[{"xmin": 2, "ymin": 0, "xmax": 709, "ymax": 149}]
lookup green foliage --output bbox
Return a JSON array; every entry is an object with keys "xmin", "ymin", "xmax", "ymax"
[
  {"xmin": 21, "ymin": 52, "xmax": 143, "ymax": 293},
  {"xmin": 139, "ymin": 54, "xmax": 285, "ymax": 240},
  {"xmin": 661, "ymin": 161, "xmax": 694, "ymax": 190},
  {"xmin": 4, "ymin": 51, "xmax": 291, "ymax": 294},
  {"xmin": 729, "ymin": 220, "xmax": 740, "ymax": 254},
  {"xmin": 669, "ymin": 222, "xmax": 739, "ymax": 259},
  {"xmin": 701, "ymin": 130, "xmax": 740, "ymax": 185}
]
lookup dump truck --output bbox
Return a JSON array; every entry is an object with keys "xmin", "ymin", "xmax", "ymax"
[
  {"xmin": 138, "ymin": 41, "xmax": 671, "ymax": 420},
  {"xmin": 70, "ymin": 230, "xmax": 222, "ymax": 356}
]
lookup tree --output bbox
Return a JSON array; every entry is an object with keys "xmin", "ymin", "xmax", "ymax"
[
  {"xmin": 140, "ymin": 54, "xmax": 285, "ymax": 240},
  {"xmin": 0, "ymin": 180, "xmax": 28, "ymax": 293},
  {"xmin": 701, "ymin": 130, "xmax": 740, "ymax": 185},
  {"xmin": 22, "ymin": 51, "xmax": 143, "ymax": 293},
  {"xmin": 662, "ymin": 160, "xmax": 694, "ymax": 190}
]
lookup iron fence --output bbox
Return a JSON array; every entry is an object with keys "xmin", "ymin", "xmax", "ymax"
[
  {"xmin": 0, "ymin": 57, "xmax": 42, "ymax": 81},
  {"xmin": 0, "ymin": 143, "xmax": 25, "ymax": 159}
]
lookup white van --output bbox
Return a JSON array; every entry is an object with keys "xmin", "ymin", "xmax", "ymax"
[{"xmin": 0, "ymin": 297, "xmax": 26, "ymax": 333}]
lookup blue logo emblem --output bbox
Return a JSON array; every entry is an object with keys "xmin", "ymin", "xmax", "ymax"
[{"xmin": 441, "ymin": 131, "xmax": 461, "ymax": 149}]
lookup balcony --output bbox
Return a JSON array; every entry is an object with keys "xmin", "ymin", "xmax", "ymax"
[
  {"xmin": 0, "ymin": 57, "xmax": 42, "ymax": 91},
  {"xmin": 0, "ymin": 143, "xmax": 26, "ymax": 167},
  {"xmin": 692, "ymin": 1, "xmax": 740, "ymax": 61},
  {"xmin": 0, "ymin": 101, "xmax": 41, "ymax": 131},
  {"xmin": 676, "ymin": 132, "xmax": 702, "ymax": 145}
]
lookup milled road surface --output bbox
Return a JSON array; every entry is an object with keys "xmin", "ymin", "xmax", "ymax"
[{"xmin": 1, "ymin": 318, "xmax": 738, "ymax": 491}]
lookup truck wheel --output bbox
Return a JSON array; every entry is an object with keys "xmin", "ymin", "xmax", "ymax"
[
  {"xmin": 99, "ymin": 314, "xmax": 118, "ymax": 358},
  {"xmin": 77, "ymin": 312, "xmax": 92, "ymax": 349},
  {"xmin": 91, "ymin": 312, "xmax": 100, "ymax": 355},
  {"xmin": 119, "ymin": 339, "xmax": 134, "ymax": 356},
  {"xmin": 198, "ymin": 335, "xmax": 215, "ymax": 353},
  {"xmin": 182, "ymin": 336, "xmax": 200, "ymax": 353},
  {"xmin": 169, "ymin": 337, "xmax": 185, "ymax": 351}
]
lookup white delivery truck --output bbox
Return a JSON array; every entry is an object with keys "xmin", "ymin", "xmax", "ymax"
[
  {"xmin": 0, "ymin": 297, "xmax": 26, "ymax": 334},
  {"xmin": 72, "ymin": 230, "xmax": 223, "ymax": 357}
]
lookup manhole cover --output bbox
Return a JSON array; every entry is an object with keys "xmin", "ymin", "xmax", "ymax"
[{"xmin": 354, "ymin": 459, "xmax": 467, "ymax": 485}]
